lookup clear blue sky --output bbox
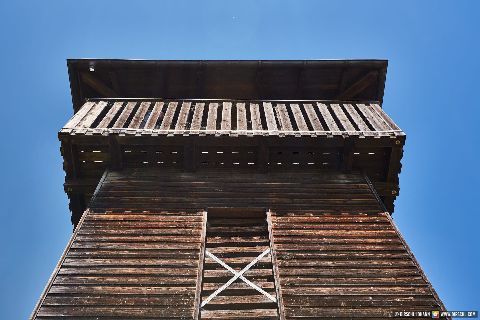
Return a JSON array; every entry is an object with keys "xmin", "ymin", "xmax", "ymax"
[{"xmin": 0, "ymin": 1, "xmax": 478, "ymax": 319}]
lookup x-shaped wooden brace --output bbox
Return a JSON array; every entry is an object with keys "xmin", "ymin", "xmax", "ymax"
[{"xmin": 201, "ymin": 248, "xmax": 277, "ymax": 307}]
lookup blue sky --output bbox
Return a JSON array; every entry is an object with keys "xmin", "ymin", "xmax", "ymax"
[{"xmin": 0, "ymin": 1, "xmax": 478, "ymax": 319}]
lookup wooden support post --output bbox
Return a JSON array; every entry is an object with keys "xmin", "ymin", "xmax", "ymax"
[
  {"xmin": 266, "ymin": 210, "xmax": 286, "ymax": 320},
  {"xmin": 184, "ymin": 140, "xmax": 197, "ymax": 172},
  {"xmin": 69, "ymin": 193, "xmax": 85, "ymax": 228},
  {"xmin": 108, "ymin": 135, "xmax": 123, "ymax": 170},
  {"xmin": 61, "ymin": 140, "xmax": 79, "ymax": 180},
  {"xmin": 341, "ymin": 140, "xmax": 354, "ymax": 172},
  {"xmin": 258, "ymin": 143, "xmax": 269, "ymax": 173}
]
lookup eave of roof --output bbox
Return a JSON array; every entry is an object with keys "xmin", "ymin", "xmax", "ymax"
[{"xmin": 67, "ymin": 59, "xmax": 388, "ymax": 113}]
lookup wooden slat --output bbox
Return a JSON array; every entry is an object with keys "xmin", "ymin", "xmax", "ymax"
[
  {"xmin": 370, "ymin": 103, "xmax": 399, "ymax": 130},
  {"xmin": 77, "ymin": 101, "xmax": 108, "ymax": 128},
  {"xmin": 221, "ymin": 102, "xmax": 232, "ymax": 131},
  {"xmin": 343, "ymin": 103, "xmax": 371, "ymax": 132},
  {"xmin": 330, "ymin": 103, "xmax": 356, "ymax": 131},
  {"xmin": 275, "ymin": 103, "xmax": 293, "ymax": 132},
  {"xmin": 159, "ymin": 102, "xmax": 178, "ymax": 131},
  {"xmin": 236, "ymin": 103, "xmax": 247, "ymax": 133},
  {"xmin": 250, "ymin": 103, "xmax": 263, "ymax": 132},
  {"xmin": 128, "ymin": 102, "xmax": 151, "ymax": 129},
  {"xmin": 290, "ymin": 104, "xmax": 309, "ymax": 133},
  {"xmin": 263, "ymin": 102, "xmax": 278, "ymax": 133},
  {"xmin": 316, "ymin": 103, "xmax": 339, "ymax": 131},
  {"xmin": 97, "ymin": 101, "xmax": 123, "ymax": 128},
  {"xmin": 174, "ymin": 102, "xmax": 192, "ymax": 132},
  {"xmin": 64, "ymin": 101, "xmax": 96, "ymax": 129},
  {"xmin": 190, "ymin": 102, "xmax": 205, "ymax": 133},
  {"xmin": 112, "ymin": 102, "xmax": 136, "ymax": 128},
  {"xmin": 303, "ymin": 103, "xmax": 325, "ymax": 131},
  {"xmin": 206, "ymin": 102, "xmax": 219, "ymax": 133},
  {"xmin": 357, "ymin": 103, "xmax": 387, "ymax": 131},
  {"xmin": 144, "ymin": 101, "xmax": 165, "ymax": 129}
]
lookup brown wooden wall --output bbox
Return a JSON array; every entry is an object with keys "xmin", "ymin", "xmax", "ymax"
[{"xmin": 32, "ymin": 168, "xmax": 444, "ymax": 319}]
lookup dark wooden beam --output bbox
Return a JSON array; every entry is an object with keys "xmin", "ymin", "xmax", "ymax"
[
  {"xmin": 81, "ymin": 72, "xmax": 118, "ymax": 97},
  {"xmin": 108, "ymin": 71, "xmax": 121, "ymax": 94},
  {"xmin": 337, "ymin": 71, "xmax": 378, "ymax": 100}
]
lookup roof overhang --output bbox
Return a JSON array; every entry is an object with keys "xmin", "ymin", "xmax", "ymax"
[{"xmin": 67, "ymin": 59, "xmax": 388, "ymax": 113}]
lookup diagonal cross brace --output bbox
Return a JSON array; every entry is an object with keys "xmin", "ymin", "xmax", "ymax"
[{"xmin": 201, "ymin": 248, "xmax": 277, "ymax": 307}]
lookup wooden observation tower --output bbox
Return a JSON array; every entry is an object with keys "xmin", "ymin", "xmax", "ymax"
[{"xmin": 31, "ymin": 60, "xmax": 446, "ymax": 319}]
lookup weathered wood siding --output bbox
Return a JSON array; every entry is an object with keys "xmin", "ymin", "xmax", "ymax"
[
  {"xmin": 32, "ymin": 168, "xmax": 444, "ymax": 319},
  {"xmin": 32, "ymin": 210, "xmax": 206, "ymax": 319},
  {"xmin": 270, "ymin": 212, "xmax": 443, "ymax": 319},
  {"xmin": 89, "ymin": 169, "xmax": 382, "ymax": 214}
]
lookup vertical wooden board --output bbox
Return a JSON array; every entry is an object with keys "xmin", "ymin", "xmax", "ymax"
[
  {"xmin": 144, "ymin": 102, "xmax": 164, "ymax": 129},
  {"xmin": 263, "ymin": 102, "xmax": 278, "ymax": 133},
  {"xmin": 64, "ymin": 101, "xmax": 96, "ymax": 129},
  {"xmin": 343, "ymin": 103, "xmax": 371, "ymax": 132},
  {"xmin": 267, "ymin": 211, "xmax": 286, "ymax": 320},
  {"xmin": 190, "ymin": 103, "xmax": 205, "ymax": 134},
  {"xmin": 357, "ymin": 104, "xmax": 387, "ymax": 132},
  {"xmin": 290, "ymin": 104, "xmax": 309, "ymax": 134},
  {"xmin": 159, "ymin": 102, "xmax": 178, "ymax": 131},
  {"xmin": 221, "ymin": 102, "xmax": 232, "ymax": 132},
  {"xmin": 128, "ymin": 102, "xmax": 151, "ymax": 129},
  {"xmin": 303, "ymin": 103, "xmax": 325, "ymax": 131},
  {"xmin": 330, "ymin": 104, "xmax": 356, "ymax": 132},
  {"xmin": 316, "ymin": 103, "xmax": 339, "ymax": 131},
  {"xmin": 193, "ymin": 211, "xmax": 207, "ymax": 320},
  {"xmin": 275, "ymin": 104, "xmax": 293, "ymax": 133},
  {"xmin": 112, "ymin": 102, "xmax": 137, "ymax": 128},
  {"xmin": 370, "ymin": 103, "xmax": 400, "ymax": 131},
  {"xmin": 175, "ymin": 102, "xmax": 192, "ymax": 132},
  {"xmin": 236, "ymin": 103, "xmax": 247, "ymax": 133},
  {"xmin": 206, "ymin": 102, "xmax": 218, "ymax": 134},
  {"xmin": 97, "ymin": 102, "xmax": 123, "ymax": 128},
  {"xmin": 250, "ymin": 103, "xmax": 263, "ymax": 133},
  {"xmin": 77, "ymin": 101, "xmax": 108, "ymax": 128}
]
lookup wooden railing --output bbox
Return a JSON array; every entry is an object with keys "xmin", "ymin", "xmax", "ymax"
[{"xmin": 61, "ymin": 99, "xmax": 403, "ymax": 137}]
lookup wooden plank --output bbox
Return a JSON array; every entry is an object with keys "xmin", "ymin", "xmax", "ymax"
[
  {"xmin": 159, "ymin": 102, "xmax": 178, "ymax": 131},
  {"xmin": 97, "ymin": 101, "xmax": 123, "ymax": 128},
  {"xmin": 64, "ymin": 101, "xmax": 96, "ymax": 129},
  {"xmin": 263, "ymin": 102, "xmax": 278, "ymax": 133},
  {"xmin": 37, "ymin": 305, "xmax": 193, "ymax": 318},
  {"xmin": 206, "ymin": 102, "xmax": 218, "ymax": 133},
  {"xmin": 357, "ymin": 103, "xmax": 387, "ymax": 131},
  {"xmin": 236, "ymin": 102, "xmax": 247, "ymax": 133},
  {"xmin": 343, "ymin": 103, "xmax": 371, "ymax": 132},
  {"xmin": 189, "ymin": 102, "xmax": 205, "ymax": 133},
  {"xmin": 128, "ymin": 101, "xmax": 151, "ymax": 129},
  {"xmin": 174, "ymin": 102, "xmax": 192, "ymax": 132},
  {"xmin": 77, "ymin": 101, "xmax": 108, "ymax": 128},
  {"xmin": 250, "ymin": 103, "xmax": 263, "ymax": 133},
  {"xmin": 275, "ymin": 103, "xmax": 293, "ymax": 133},
  {"xmin": 267, "ymin": 211, "xmax": 286, "ymax": 320},
  {"xmin": 290, "ymin": 104, "xmax": 309, "ymax": 134},
  {"xmin": 370, "ymin": 103, "xmax": 400, "ymax": 130},
  {"xmin": 193, "ymin": 211, "xmax": 207, "ymax": 320},
  {"xmin": 112, "ymin": 102, "xmax": 136, "ymax": 128},
  {"xmin": 303, "ymin": 103, "xmax": 325, "ymax": 131},
  {"xmin": 316, "ymin": 103, "xmax": 339, "ymax": 131},
  {"xmin": 221, "ymin": 101, "xmax": 232, "ymax": 131},
  {"xmin": 330, "ymin": 103, "xmax": 356, "ymax": 131},
  {"xmin": 144, "ymin": 101, "xmax": 164, "ymax": 129}
]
